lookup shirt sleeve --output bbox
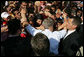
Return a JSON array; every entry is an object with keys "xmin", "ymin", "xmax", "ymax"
[
  {"xmin": 25, "ymin": 24, "xmax": 42, "ymax": 36},
  {"xmin": 53, "ymin": 30, "xmax": 66, "ymax": 40}
]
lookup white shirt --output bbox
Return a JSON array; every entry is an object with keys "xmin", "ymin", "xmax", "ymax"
[
  {"xmin": 64, "ymin": 29, "xmax": 76, "ymax": 39},
  {"xmin": 25, "ymin": 24, "xmax": 66, "ymax": 55}
]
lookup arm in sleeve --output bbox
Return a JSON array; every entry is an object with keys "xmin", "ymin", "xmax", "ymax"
[
  {"xmin": 53, "ymin": 30, "xmax": 66, "ymax": 40},
  {"xmin": 25, "ymin": 24, "xmax": 42, "ymax": 36}
]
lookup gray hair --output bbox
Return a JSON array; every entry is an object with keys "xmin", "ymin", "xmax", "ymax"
[{"xmin": 42, "ymin": 17, "xmax": 54, "ymax": 29}]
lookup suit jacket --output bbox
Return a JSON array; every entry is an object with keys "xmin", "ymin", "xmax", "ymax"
[
  {"xmin": 80, "ymin": 24, "xmax": 83, "ymax": 32},
  {"xmin": 58, "ymin": 30, "xmax": 81, "ymax": 56},
  {"xmin": 77, "ymin": 24, "xmax": 83, "ymax": 46}
]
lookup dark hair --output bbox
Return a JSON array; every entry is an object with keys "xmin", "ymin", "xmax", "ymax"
[
  {"xmin": 31, "ymin": 33, "xmax": 50, "ymax": 56},
  {"xmin": 7, "ymin": 19, "xmax": 21, "ymax": 34},
  {"xmin": 33, "ymin": 14, "xmax": 43, "ymax": 27},
  {"xmin": 45, "ymin": 6, "xmax": 51, "ymax": 11},
  {"xmin": 35, "ymin": 14, "xmax": 43, "ymax": 21},
  {"xmin": 71, "ymin": 16, "xmax": 81, "ymax": 26},
  {"xmin": 64, "ymin": 7, "xmax": 78, "ymax": 18},
  {"xmin": 64, "ymin": 7, "xmax": 72, "ymax": 17},
  {"xmin": 28, "ymin": 17, "xmax": 34, "ymax": 22},
  {"xmin": 51, "ymin": 5, "xmax": 56, "ymax": 9},
  {"xmin": 21, "ymin": 1, "xmax": 27, "ymax": 4},
  {"xmin": 57, "ymin": 19, "xmax": 63, "ymax": 24}
]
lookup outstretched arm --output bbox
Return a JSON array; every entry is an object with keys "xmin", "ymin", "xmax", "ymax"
[
  {"xmin": 20, "ymin": 9, "xmax": 27, "ymax": 23},
  {"xmin": 21, "ymin": 15, "xmax": 42, "ymax": 36},
  {"xmin": 58, "ymin": 12, "xmax": 68, "ymax": 30}
]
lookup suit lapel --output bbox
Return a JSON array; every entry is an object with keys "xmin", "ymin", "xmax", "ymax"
[{"xmin": 62, "ymin": 31, "xmax": 76, "ymax": 42}]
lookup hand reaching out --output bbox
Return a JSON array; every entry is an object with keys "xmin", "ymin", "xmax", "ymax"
[
  {"xmin": 22, "ymin": 21, "xmax": 29, "ymax": 28},
  {"xmin": 58, "ymin": 22, "xmax": 67, "ymax": 30},
  {"xmin": 36, "ymin": 25, "xmax": 45, "ymax": 30}
]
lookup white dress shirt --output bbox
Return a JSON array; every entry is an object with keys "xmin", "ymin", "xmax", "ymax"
[{"xmin": 25, "ymin": 24, "xmax": 66, "ymax": 55}]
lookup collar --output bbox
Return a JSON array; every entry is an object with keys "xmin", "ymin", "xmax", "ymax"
[
  {"xmin": 68, "ymin": 29, "xmax": 76, "ymax": 32},
  {"xmin": 64, "ymin": 29, "xmax": 76, "ymax": 39}
]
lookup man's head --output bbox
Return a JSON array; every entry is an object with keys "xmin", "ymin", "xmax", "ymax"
[
  {"xmin": 31, "ymin": 33, "xmax": 50, "ymax": 56},
  {"xmin": 67, "ymin": 16, "xmax": 81, "ymax": 30},
  {"xmin": 35, "ymin": 14, "xmax": 43, "ymax": 25},
  {"xmin": 42, "ymin": 17, "xmax": 54, "ymax": 31},
  {"xmin": 36, "ymin": 19, "xmax": 42, "ymax": 25}
]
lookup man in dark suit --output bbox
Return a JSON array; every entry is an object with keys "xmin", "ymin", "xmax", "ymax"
[{"xmin": 58, "ymin": 16, "xmax": 82, "ymax": 56}]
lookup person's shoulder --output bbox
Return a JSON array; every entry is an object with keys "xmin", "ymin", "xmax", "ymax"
[{"xmin": 65, "ymin": 31, "xmax": 80, "ymax": 41}]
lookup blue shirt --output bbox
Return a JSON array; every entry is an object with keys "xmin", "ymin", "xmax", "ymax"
[{"xmin": 25, "ymin": 24, "xmax": 66, "ymax": 55}]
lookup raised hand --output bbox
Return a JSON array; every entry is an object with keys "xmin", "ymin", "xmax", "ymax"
[
  {"xmin": 58, "ymin": 22, "xmax": 67, "ymax": 30},
  {"xmin": 22, "ymin": 21, "xmax": 29, "ymax": 28}
]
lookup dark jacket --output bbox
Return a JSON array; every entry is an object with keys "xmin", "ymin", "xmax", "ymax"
[{"xmin": 58, "ymin": 30, "xmax": 82, "ymax": 56}]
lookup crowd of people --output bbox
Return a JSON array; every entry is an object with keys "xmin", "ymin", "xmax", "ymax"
[{"xmin": 1, "ymin": 1, "xmax": 83, "ymax": 56}]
